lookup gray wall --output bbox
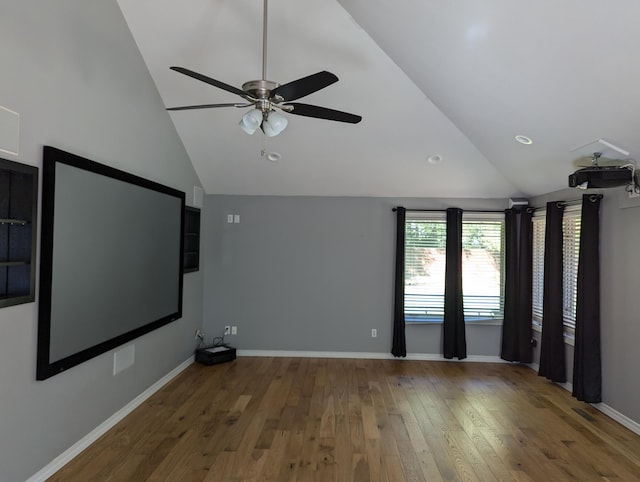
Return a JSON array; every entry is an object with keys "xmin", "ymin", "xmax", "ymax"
[
  {"xmin": 203, "ymin": 195, "xmax": 506, "ymax": 356},
  {"xmin": 530, "ymin": 188, "xmax": 640, "ymax": 425},
  {"xmin": 0, "ymin": 1, "xmax": 203, "ymax": 480},
  {"xmin": 601, "ymin": 190, "xmax": 640, "ymax": 423}
]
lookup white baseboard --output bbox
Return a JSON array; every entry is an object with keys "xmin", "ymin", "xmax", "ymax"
[
  {"xmin": 526, "ymin": 363, "xmax": 640, "ymax": 436},
  {"xmin": 405, "ymin": 354, "xmax": 508, "ymax": 363},
  {"xmin": 237, "ymin": 349, "xmax": 508, "ymax": 364},
  {"xmin": 594, "ymin": 403, "xmax": 640, "ymax": 435},
  {"xmin": 237, "ymin": 349, "xmax": 394, "ymax": 359},
  {"xmin": 26, "ymin": 356, "xmax": 195, "ymax": 482}
]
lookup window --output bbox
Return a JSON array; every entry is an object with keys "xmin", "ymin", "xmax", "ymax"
[
  {"xmin": 562, "ymin": 209, "xmax": 581, "ymax": 334},
  {"xmin": 531, "ymin": 215, "xmax": 545, "ymax": 325},
  {"xmin": 404, "ymin": 212, "xmax": 505, "ymax": 323},
  {"xmin": 404, "ymin": 213, "xmax": 446, "ymax": 322},
  {"xmin": 461, "ymin": 213, "xmax": 505, "ymax": 321},
  {"xmin": 531, "ymin": 205, "xmax": 581, "ymax": 336}
]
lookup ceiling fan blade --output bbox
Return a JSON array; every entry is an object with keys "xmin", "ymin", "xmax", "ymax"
[
  {"xmin": 283, "ymin": 103, "xmax": 362, "ymax": 124},
  {"xmin": 170, "ymin": 66, "xmax": 248, "ymax": 98},
  {"xmin": 167, "ymin": 103, "xmax": 253, "ymax": 111},
  {"xmin": 271, "ymin": 71, "xmax": 339, "ymax": 101}
]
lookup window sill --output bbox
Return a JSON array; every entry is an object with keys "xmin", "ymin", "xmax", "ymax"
[
  {"xmin": 466, "ymin": 319, "xmax": 503, "ymax": 326},
  {"xmin": 405, "ymin": 319, "xmax": 503, "ymax": 326}
]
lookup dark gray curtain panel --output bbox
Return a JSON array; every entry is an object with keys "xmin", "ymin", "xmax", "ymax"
[
  {"xmin": 501, "ymin": 207, "xmax": 533, "ymax": 363},
  {"xmin": 573, "ymin": 194, "xmax": 602, "ymax": 402},
  {"xmin": 443, "ymin": 207, "xmax": 466, "ymax": 359},
  {"xmin": 538, "ymin": 201, "xmax": 566, "ymax": 382},
  {"xmin": 392, "ymin": 207, "xmax": 407, "ymax": 357}
]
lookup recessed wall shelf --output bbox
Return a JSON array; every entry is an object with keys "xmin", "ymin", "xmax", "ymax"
[
  {"xmin": 0, "ymin": 157, "xmax": 38, "ymax": 307},
  {"xmin": 1, "ymin": 218, "xmax": 28, "ymax": 225},
  {"xmin": 183, "ymin": 206, "xmax": 200, "ymax": 273}
]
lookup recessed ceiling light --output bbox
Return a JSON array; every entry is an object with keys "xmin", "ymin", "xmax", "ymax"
[
  {"xmin": 261, "ymin": 150, "xmax": 281, "ymax": 162},
  {"xmin": 427, "ymin": 154, "xmax": 443, "ymax": 164},
  {"xmin": 515, "ymin": 135, "xmax": 533, "ymax": 145}
]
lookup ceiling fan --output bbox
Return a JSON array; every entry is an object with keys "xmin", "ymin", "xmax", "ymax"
[{"xmin": 166, "ymin": 0, "xmax": 362, "ymax": 137}]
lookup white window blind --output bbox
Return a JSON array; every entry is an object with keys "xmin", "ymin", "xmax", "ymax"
[
  {"xmin": 531, "ymin": 205, "xmax": 581, "ymax": 334},
  {"xmin": 404, "ymin": 213, "xmax": 446, "ymax": 322},
  {"xmin": 403, "ymin": 212, "xmax": 504, "ymax": 323},
  {"xmin": 461, "ymin": 213, "xmax": 505, "ymax": 321},
  {"xmin": 532, "ymin": 215, "xmax": 545, "ymax": 325},
  {"xmin": 562, "ymin": 209, "xmax": 581, "ymax": 333}
]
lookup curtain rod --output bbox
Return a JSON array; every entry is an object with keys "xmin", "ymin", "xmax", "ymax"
[
  {"xmin": 394, "ymin": 193, "xmax": 604, "ymax": 214},
  {"xmin": 392, "ymin": 207, "xmax": 505, "ymax": 213},
  {"xmin": 532, "ymin": 193, "xmax": 603, "ymax": 211},
  {"xmin": 560, "ymin": 193, "xmax": 603, "ymax": 205}
]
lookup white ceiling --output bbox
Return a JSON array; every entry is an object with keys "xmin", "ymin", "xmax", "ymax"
[{"xmin": 117, "ymin": 0, "xmax": 640, "ymax": 199}]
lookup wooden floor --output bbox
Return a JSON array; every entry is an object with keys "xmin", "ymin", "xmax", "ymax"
[{"xmin": 50, "ymin": 357, "xmax": 640, "ymax": 481}]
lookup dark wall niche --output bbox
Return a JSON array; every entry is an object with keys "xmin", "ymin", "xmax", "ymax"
[
  {"xmin": 183, "ymin": 206, "xmax": 200, "ymax": 273},
  {"xmin": 0, "ymin": 157, "xmax": 38, "ymax": 308}
]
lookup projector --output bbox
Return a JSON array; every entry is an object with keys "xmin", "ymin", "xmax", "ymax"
[
  {"xmin": 195, "ymin": 345, "xmax": 236, "ymax": 365},
  {"xmin": 568, "ymin": 166, "xmax": 633, "ymax": 189}
]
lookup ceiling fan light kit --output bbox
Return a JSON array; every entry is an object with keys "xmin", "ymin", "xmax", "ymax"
[
  {"xmin": 166, "ymin": 0, "xmax": 362, "ymax": 138},
  {"xmin": 515, "ymin": 135, "xmax": 532, "ymax": 145},
  {"xmin": 261, "ymin": 111, "xmax": 288, "ymax": 137},
  {"xmin": 239, "ymin": 109, "xmax": 264, "ymax": 135}
]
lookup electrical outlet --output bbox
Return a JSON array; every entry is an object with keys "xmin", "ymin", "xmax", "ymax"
[
  {"xmin": 231, "ymin": 326, "xmax": 237, "ymax": 335},
  {"xmin": 227, "ymin": 214, "xmax": 234, "ymax": 223},
  {"xmin": 224, "ymin": 326, "xmax": 231, "ymax": 335},
  {"xmin": 371, "ymin": 328, "xmax": 377, "ymax": 338}
]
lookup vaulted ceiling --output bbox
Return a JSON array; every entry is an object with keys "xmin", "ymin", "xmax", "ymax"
[{"xmin": 117, "ymin": 0, "xmax": 640, "ymax": 199}]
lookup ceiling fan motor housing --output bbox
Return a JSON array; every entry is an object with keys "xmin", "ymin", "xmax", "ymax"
[{"xmin": 242, "ymin": 80, "xmax": 279, "ymax": 99}]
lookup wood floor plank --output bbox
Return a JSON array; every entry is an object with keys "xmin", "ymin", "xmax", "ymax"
[
  {"xmin": 260, "ymin": 429, "xmax": 291, "ymax": 482},
  {"xmin": 49, "ymin": 359, "xmax": 640, "ymax": 481}
]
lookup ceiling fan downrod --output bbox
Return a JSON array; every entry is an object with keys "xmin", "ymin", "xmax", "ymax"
[
  {"xmin": 262, "ymin": 0, "xmax": 268, "ymax": 81},
  {"xmin": 240, "ymin": 0, "xmax": 279, "ymax": 106}
]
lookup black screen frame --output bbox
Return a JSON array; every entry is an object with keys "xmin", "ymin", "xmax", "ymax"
[{"xmin": 37, "ymin": 146, "xmax": 185, "ymax": 380}]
